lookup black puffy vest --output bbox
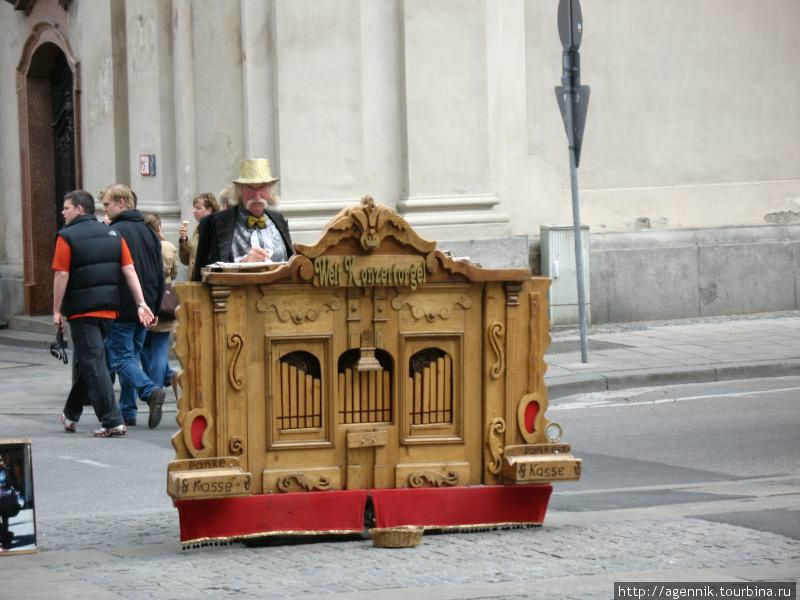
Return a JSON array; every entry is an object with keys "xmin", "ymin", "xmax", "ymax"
[
  {"xmin": 110, "ymin": 210, "xmax": 163, "ymax": 321},
  {"xmin": 58, "ymin": 215, "xmax": 122, "ymax": 317}
]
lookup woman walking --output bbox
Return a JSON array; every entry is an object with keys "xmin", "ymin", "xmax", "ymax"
[{"xmin": 141, "ymin": 213, "xmax": 179, "ymax": 405}]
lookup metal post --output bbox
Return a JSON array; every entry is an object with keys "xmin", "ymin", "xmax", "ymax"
[{"xmin": 565, "ymin": 96, "xmax": 589, "ymax": 363}]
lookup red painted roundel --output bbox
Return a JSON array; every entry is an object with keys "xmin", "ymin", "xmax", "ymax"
[
  {"xmin": 191, "ymin": 415, "xmax": 207, "ymax": 451},
  {"xmin": 524, "ymin": 401, "xmax": 540, "ymax": 434}
]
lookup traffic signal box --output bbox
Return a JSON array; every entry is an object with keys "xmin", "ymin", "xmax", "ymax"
[{"xmin": 167, "ymin": 197, "xmax": 581, "ymax": 547}]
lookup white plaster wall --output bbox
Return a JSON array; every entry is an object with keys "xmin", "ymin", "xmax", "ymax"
[
  {"xmin": 492, "ymin": 0, "xmax": 564, "ymax": 239},
  {"xmin": 192, "ymin": 0, "xmax": 244, "ymax": 197},
  {"xmin": 241, "ymin": 0, "xmax": 277, "ymax": 162},
  {"xmin": 275, "ymin": 0, "xmax": 364, "ymax": 201},
  {"xmin": 524, "ymin": 0, "xmax": 800, "ymax": 232},
  {"xmin": 360, "ymin": 0, "xmax": 405, "ymax": 208},
  {"xmin": 0, "ymin": 12, "xmax": 28, "ymax": 266},
  {"xmin": 126, "ymin": 0, "xmax": 176, "ymax": 213},
  {"xmin": 68, "ymin": 0, "xmax": 128, "ymax": 201},
  {"xmin": 3, "ymin": 0, "xmax": 800, "ymax": 265},
  {"xmin": 403, "ymin": 0, "xmax": 490, "ymax": 196}
]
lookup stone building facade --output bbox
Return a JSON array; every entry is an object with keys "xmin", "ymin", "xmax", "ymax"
[{"xmin": 1, "ymin": 0, "xmax": 799, "ymax": 322}]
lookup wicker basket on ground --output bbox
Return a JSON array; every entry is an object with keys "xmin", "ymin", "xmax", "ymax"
[{"xmin": 369, "ymin": 525, "xmax": 424, "ymax": 548}]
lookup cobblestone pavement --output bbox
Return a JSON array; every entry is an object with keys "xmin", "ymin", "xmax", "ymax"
[{"xmin": 1, "ymin": 498, "xmax": 795, "ymax": 600}]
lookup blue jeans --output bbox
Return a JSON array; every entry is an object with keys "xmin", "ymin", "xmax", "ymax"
[
  {"xmin": 106, "ymin": 320, "xmax": 158, "ymax": 420},
  {"xmin": 141, "ymin": 331, "xmax": 173, "ymax": 391}
]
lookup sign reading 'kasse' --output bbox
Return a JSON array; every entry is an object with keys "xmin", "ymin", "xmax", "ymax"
[
  {"xmin": 502, "ymin": 455, "xmax": 582, "ymax": 483},
  {"xmin": 313, "ymin": 256, "xmax": 426, "ymax": 290}
]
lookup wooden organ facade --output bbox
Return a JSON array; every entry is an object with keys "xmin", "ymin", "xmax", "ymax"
[{"xmin": 167, "ymin": 197, "xmax": 581, "ymax": 545}]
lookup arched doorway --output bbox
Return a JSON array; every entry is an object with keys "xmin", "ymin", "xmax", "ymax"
[{"xmin": 16, "ymin": 22, "xmax": 81, "ymax": 315}]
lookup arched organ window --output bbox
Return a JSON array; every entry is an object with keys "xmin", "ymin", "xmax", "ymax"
[
  {"xmin": 337, "ymin": 349, "xmax": 393, "ymax": 424},
  {"xmin": 278, "ymin": 351, "xmax": 322, "ymax": 430},
  {"xmin": 408, "ymin": 348, "xmax": 453, "ymax": 425}
]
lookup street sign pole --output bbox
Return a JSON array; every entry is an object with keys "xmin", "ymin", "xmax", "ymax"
[
  {"xmin": 565, "ymin": 88, "xmax": 589, "ymax": 363},
  {"xmin": 556, "ymin": 0, "xmax": 590, "ymax": 363}
]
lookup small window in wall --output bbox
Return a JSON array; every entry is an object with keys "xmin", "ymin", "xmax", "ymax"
[
  {"xmin": 408, "ymin": 348, "xmax": 453, "ymax": 425},
  {"xmin": 278, "ymin": 351, "xmax": 322, "ymax": 430},
  {"xmin": 337, "ymin": 349, "xmax": 393, "ymax": 424}
]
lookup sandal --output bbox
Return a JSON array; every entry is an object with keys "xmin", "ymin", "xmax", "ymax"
[
  {"xmin": 60, "ymin": 413, "xmax": 77, "ymax": 433},
  {"xmin": 93, "ymin": 424, "xmax": 127, "ymax": 438}
]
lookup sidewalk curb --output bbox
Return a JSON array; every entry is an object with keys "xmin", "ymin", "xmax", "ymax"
[{"xmin": 546, "ymin": 359, "xmax": 800, "ymax": 400}]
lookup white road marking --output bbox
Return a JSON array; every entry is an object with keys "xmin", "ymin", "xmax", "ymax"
[
  {"xmin": 550, "ymin": 386, "xmax": 800, "ymax": 411},
  {"xmin": 59, "ymin": 455, "xmax": 111, "ymax": 468},
  {"xmin": 552, "ymin": 474, "xmax": 800, "ymax": 496}
]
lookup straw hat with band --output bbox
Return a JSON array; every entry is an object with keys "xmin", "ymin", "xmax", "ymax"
[{"xmin": 233, "ymin": 158, "xmax": 279, "ymax": 185}]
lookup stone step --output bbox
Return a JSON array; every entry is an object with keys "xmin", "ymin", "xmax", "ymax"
[
  {"xmin": 7, "ymin": 314, "xmax": 54, "ymax": 336},
  {"xmin": 0, "ymin": 328, "xmax": 56, "ymax": 350}
]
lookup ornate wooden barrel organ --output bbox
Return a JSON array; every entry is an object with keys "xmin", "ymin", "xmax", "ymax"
[{"xmin": 168, "ymin": 197, "xmax": 581, "ymax": 546}]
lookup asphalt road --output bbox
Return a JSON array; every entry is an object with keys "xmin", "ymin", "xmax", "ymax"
[
  {"xmin": 1, "ymin": 347, "xmax": 798, "ymax": 599},
  {"xmin": 0, "ymin": 344, "xmax": 176, "ymax": 518},
  {"xmin": 2, "ymin": 353, "xmax": 797, "ymax": 522},
  {"xmin": 548, "ymin": 376, "xmax": 800, "ymax": 538}
]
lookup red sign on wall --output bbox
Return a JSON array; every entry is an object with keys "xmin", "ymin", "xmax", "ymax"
[{"xmin": 139, "ymin": 154, "xmax": 156, "ymax": 176}]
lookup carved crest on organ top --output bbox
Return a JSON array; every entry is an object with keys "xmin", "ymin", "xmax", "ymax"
[
  {"xmin": 295, "ymin": 196, "xmax": 437, "ymax": 257},
  {"xmin": 202, "ymin": 196, "xmax": 533, "ymax": 289}
]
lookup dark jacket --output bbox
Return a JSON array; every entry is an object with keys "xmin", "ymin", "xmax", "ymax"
[
  {"xmin": 58, "ymin": 215, "xmax": 122, "ymax": 318},
  {"xmin": 192, "ymin": 205, "xmax": 293, "ymax": 281},
  {"xmin": 110, "ymin": 210, "xmax": 164, "ymax": 321}
]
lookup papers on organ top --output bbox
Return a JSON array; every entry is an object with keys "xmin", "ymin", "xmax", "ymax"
[{"xmin": 208, "ymin": 260, "xmax": 287, "ymax": 271}]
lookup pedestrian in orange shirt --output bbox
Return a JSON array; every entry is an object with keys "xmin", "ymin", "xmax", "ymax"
[{"xmin": 53, "ymin": 190, "xmax": 154, "ymax": 437}]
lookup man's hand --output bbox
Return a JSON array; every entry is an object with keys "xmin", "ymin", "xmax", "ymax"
[
  {"xmin": 137, "ymin": 304, "xmax": 155, "ymax": 327},
  {"xmin": 53, "ymin": 312, "xmax": 65, "ymax": 331},
  {"xmin": 241, "ymin": 247, "xmax": 272, "ymax": 262},
  {"xmin": 178, "ymin": 222, "xmax": 189, "ymax": 241}
]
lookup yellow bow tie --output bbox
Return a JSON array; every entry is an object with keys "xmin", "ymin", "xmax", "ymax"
[{"xmin": 247, "ymin": 215, "xmax": 267, "ymax": 229}]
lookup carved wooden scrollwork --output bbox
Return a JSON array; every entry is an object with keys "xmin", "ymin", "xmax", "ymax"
[
  {"xmin": 227, "ymin": 334, "xmax": 244, "ymax": 390},
  {"xmin": 229, "ymin": 436, "xmax": 245, "ymax": 456},
  {"xmin": 295, "ymin": 196, "xmax": 436, "ymax": 257},
  {"xmin": 276, "ymin": 473, "xmax": 332, "ymax": 493},
  {"xmin": 487, "ymin": 417, "xmax": 506, "ymax": 475},
  {"xmin": 256, "ymin": 297, "xmax": 341, "ymax": 324},
  {"xmin": 407, "ymin": 470, "xmax": 460, "ymax": 488},
  {"xmin": 391, "ymin": 293, "xmax": 472, "ymax": 322},
  {"xmin": 488, "ymin": 322, "xmax": 505, "ymax": 379},
  {"xmin": 295, "ymin": 255, "xmax": 316, "ymax": 281}
]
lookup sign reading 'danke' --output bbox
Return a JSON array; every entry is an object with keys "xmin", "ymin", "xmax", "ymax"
[{"xmin": 314, "ymin": 256, "xmax": 426, "ymax": 290}]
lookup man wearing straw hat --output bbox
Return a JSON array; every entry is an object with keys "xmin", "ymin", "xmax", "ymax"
[{"xmin": 192, "ymin": 158, "xmax": 293, "ymax": 281}]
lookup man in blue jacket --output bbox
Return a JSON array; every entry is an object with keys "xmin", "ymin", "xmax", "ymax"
[{"xmin": 102, "ymin": 184, "xmax": 167, "ymax": 428}]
